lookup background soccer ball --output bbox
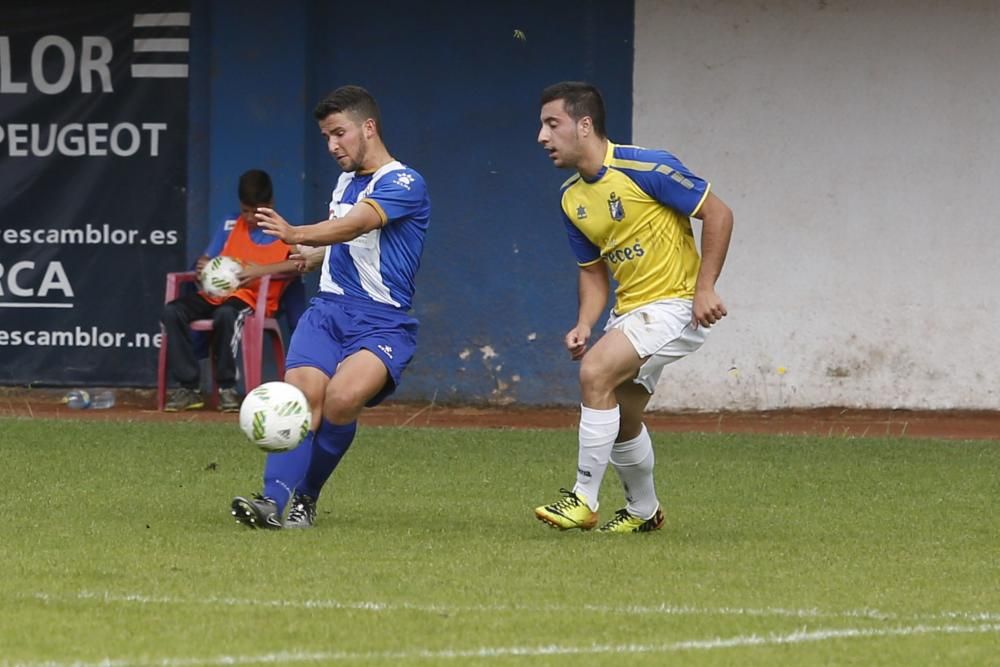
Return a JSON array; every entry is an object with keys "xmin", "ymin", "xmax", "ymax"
[
  {"xmin": 200, "ymin": 255, "xmax": 243, "ymax": 298},
  {"xmin": 239, "ymin": 381, "xmax": 311, "ymax": 452}
]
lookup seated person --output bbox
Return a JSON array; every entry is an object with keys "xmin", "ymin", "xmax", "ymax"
[
  {"xmin": 161, "ymin": 169, "xmax": 299, "ymax": 412},
  {"xmin": 198, "ymin": 197, "xmax": 309, "ymax": 339}
]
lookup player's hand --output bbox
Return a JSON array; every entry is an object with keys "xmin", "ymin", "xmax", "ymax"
[
  {"xmin": 290, "ymin": 244, "xmax": 325, "ymax": 273},
  {"xmin": 255, "ymin": 208, "xmax": 297, "ymax": 243},
  {"xmin": 565, "ymin": 324, "xmax": 591, "ymax": 361},
  {"xmin": 692, "ymin": 287, "xmax": 727, "ymax": 328}
]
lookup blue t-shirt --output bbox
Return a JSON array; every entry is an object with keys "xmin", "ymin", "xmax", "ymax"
[{"xmin": 319, "ymin": 161, "xmax": 430, "ymax": 311}]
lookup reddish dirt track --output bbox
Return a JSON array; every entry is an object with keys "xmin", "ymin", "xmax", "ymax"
[{"xmin": 3, "ymin": 388, "xmax": 998, "ymax": 440}]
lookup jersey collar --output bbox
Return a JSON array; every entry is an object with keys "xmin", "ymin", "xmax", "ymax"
[{"xmin": 580, "ymin": 141, "xmax": 616, "ymax": 184}]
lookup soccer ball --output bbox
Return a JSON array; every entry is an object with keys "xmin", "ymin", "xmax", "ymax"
[
  {"xmin": 238, "ymin": 381, "xmax": 311, "ymax": 452},
  {"xmin": 200, "ymin": 255, "xmax": 243, "ymax": 298}
]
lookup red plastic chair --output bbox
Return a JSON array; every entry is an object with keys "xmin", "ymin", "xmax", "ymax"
[{"xmin": 156, "ymin": 271, "xmax": 287, "ymax": 410}]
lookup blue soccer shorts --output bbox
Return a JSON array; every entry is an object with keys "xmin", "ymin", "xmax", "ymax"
[{"xmin": 285, "ymin": 294, "xmax": 419, "ymax": 407}]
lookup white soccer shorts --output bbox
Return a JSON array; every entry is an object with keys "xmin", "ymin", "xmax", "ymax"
[{"xmin": 604, "ymin": 298, "xmax": 708, "ymax": 394}]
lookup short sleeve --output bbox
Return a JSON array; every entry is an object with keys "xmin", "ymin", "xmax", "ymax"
[
  {"xmin": 366, "ymin": 168, "xmax": 428, "ymax": 224},
  {"xmin": 203, "ymin": 216, "xmax": 235, "ymax": 257},
  {"xmin": 562, "ymin": 209, "xmax": 601, "ymax": 265},
  {"xmin": 613, "ymin": 146, "xmax": 709, "ymax": 216}
]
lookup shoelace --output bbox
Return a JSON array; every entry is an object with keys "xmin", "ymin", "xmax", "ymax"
[
  {"xmin": 602, "ymin": 508, "xmax": 632, "ymax": 529},
  {"xmin": 549, "ymin": 487, "xmax": 583, "ymax": 511},
  {"xmin": 287, "ymin": 497, "xmax": 314, "ymax": 522}
]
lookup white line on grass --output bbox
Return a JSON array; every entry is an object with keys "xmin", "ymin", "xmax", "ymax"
[
  {"xmin": 25, "ymin": 590, "xmax": 1000, "ymax": 625},
  {"xmin": 4, "ymin": 622, "xmax": 1000, "ymax": 666}
]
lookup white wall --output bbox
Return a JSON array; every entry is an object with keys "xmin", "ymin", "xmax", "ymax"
[{"xmin": 634, "ymin": 0, "xmax": 1000, "ymax": 410}]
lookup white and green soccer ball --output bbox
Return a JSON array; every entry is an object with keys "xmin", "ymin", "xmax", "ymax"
[
  {"xmin": 200, "ymin": 255, "xmax": 243, "ymax": 298},
  {"xmin": 239, "ymin": 381, "xmax": 311, "ymax": 452}
]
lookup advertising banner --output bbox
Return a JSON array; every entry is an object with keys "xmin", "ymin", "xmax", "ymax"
[{"xmin": 0, "ymin": 1, "xmax": 189, "ymax": 386}]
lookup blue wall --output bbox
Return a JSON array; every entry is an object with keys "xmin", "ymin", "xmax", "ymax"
[
  {"xmin": 189, "ymin": 0, "xmax": 634, "ymax": 405},
  {"xmin": 188, "ymin": 0, "xmax": 307, "ymax": 257}
]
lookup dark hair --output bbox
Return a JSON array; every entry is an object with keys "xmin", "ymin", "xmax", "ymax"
[
  {"xmin": 313, "ymin": 85, "xmax": 382, "ymax": 136},
  {"xmin": 237, "ymin": 169, "xmax": 273, "ymax": 205},
  {"xmin": 540, "ymin": 81, "xmax": 607, "ymax": 138}
]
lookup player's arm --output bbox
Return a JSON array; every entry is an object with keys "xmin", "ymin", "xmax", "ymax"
[
  {"xmin": 237, "ymin": 258, "xmax": 302, "ymax": 285},
  {"xmin": 560, "ymin": 207, "xmax": 607, "ymax": 360},
  {"xmin": 254, "ymin": 202, "xmax": 384, "ymax": 246},
  {"xmin": 566, "ymin": 261, "xmax": 610, "ymax": 361},
  {"xmin": 620, "ymin": 149, "xmax": 734, "ymax": 328},
  {"xmin": 291, "ymin": 244, "xmax": 327, "ymax": 273},
  {"xmin": 691, "ymin": 191, "xmax": 734, "ymax": 328}
]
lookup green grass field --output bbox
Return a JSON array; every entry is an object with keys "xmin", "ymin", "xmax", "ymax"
[{"xmin": 1, "ymin": 417, "xmax": 997, "ymax": 666}]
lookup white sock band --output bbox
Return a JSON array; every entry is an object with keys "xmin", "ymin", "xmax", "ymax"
[
  {"xmin": 610, "ymin": 424, "xmax": 659, "ymax": 520},
  {"xmin": 572, "ymin": 404, "xmax": 620, "ymax": 511}
]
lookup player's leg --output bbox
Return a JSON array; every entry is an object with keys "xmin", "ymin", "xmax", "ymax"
[
  {"xmin": 575, "ymin": 328, "xmax": 644, "ymax": 507},
  {"xmin": 323, "ymin": 349, "xmax": 391, "ymax": 424},
  {"xmin": 285, "ymin": 307, "xmax": 418, "ymax": 528},
  {"xmin": 598, "ymin": 379, "xmax": 664, "ymax": 533},
  {"xmin": 598, "ymin": 299, "xmax": 709, "ymax": 533},
  {"xmin": 231, "ymin": 365, "xmax": 328, "ymax": 529},
  {"xmin": 212, "ymin": 297, "xmax": 251, "ymax": 411},
  {"xmin": 247, "ymin": 365, "xmax": 328, "ymax": 529},
  {"xmin": 284, "ymin": 351, "xmax": 387, "ymax": 528},
  {"xmin": 535, "ymin": 328, "xmax": 643, "ymax": 530},
  {"xmin": 284, "ymin": 350, "xmax": 388, "ymax": 528},
  {"xmin": 286, "ymin": 303, "xmax": 417, "ymax": 529},
  {"xmin": 616, "ymin": 378, "xmax": 651, "ymax": 442},
  {"xmin": 232, "ymin": 299, "xmax": 340, "ymax": 529},
  {"xmin": 161, "ymin": 292, "xmax": 213, "ymax": 411}
]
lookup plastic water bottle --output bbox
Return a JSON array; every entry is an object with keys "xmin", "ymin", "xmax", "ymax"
[
  {"xmin": 62, "ymin": 389, "xmax": 116, "ymax": 409},
  {"xmin": 90, "ymin": 390, "xmax": 116, "ymax": 409},
  {"xmin": 63, "ymin": 389, "xmax": 91, "ymax": 409}
]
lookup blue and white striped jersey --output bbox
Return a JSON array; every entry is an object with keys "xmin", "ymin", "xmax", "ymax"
[{"xmin": 319, "ymin": 161, "xmax": 430, "ymax": 311}]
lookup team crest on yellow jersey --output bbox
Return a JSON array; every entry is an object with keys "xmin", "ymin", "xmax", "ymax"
[
  {"xmin": 607, "ymin": 192, "xmax": 625, "ymax": 221},
  {"xmin": 576, "ymin": 204, "xmax": 587, "ymax": 219}
]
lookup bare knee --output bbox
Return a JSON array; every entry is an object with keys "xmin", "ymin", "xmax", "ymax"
[
  {"xmin": 323, "ymin": 390, "xmax": 364, "ymax": 425},
  {"xmin": 579, "ymin": 359, "xmax": 608, "ymax": 392},
  {"xmin": 579, "ymin": 359, "xmax": 620, "ymax": 404},
  {"xmin": 285, "ymin": 368, "xmax": 328, "ymax": 432}
]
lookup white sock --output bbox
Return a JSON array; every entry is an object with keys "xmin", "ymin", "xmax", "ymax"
[
  {"xmin": 572, "ymin": 404, "xmax": 620, "ymax": 511},
  {"xmin": 610, "ymin": 424, "xmax": 659, "ymax": 520}
]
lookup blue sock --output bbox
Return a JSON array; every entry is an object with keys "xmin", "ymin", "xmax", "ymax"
[
  {"xmin": 300, "ymin": 420, "xmax": 357, "ymax": 500},
  {"xmin": 262, "ymin": 431, "xmax": 314, "ymax": 513}
]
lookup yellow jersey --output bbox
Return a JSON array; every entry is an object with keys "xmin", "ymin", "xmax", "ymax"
[{"xmin": 560, "ymin": 142, "xmax": 710, "ymax": 314}]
